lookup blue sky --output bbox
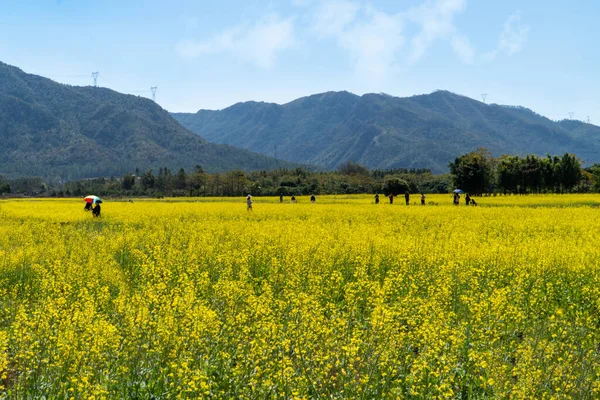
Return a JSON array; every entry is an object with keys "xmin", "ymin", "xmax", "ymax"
[{"xmin": 1, "ymin": 0, "xmax": 598, "ymax": 123}]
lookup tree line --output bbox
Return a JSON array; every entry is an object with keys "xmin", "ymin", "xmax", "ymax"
[
  {"xmin": 1, "ymin": 150, "xmax": 599, "ymax": 198},
  {"xmin": 449, "ymin": 148, "xmax": 596, "ymax": 194},
  {"xmin": 0, "ymin": 164, "xmax": 450, "ymax": 197}
]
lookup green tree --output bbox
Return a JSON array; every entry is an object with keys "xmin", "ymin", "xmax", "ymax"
[
  {"xmin": 556, "ymin": 153, "xmax": 582, "ymax": 192},
  {"xmin": 0, "ymin": 182, "xmax": 11, "ymax": 195},
  {"xmin": 497, "ymin": 155, "xmax": 521, "ymax": 194},
  {"xmin": 141, "ymin": 170, "xmax": 155, "ymax": 190},
  {"xmin": 382, "ymin": 177, "xmax": 409, "ymax": 196},
  {"xmin": 337, "ymin": 161, "xmax": 369, "ymax": 176},
  {"xmin": 175, "ymin": 168, "xmax": 187, "ymax": 190},
  {"xmin": 588, "ymin": 164, "xmax": 600, "ymax": 191},
  {"xmin": 121, "ymin": 174, "xmax": 136, "ymax": 191},
  {"xmin": 522, "ymin": 154, "xmax": 543, "ymax": 193},
  {"xmin": 449, "ymin": 148, "xmax": 496, "ymax": 194}
]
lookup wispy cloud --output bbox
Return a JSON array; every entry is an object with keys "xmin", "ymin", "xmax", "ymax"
[
  {"xmin": 312, "ymin": 3, "xmax": 405, "ymax": 82},
  {"xmin": 406, "ymin": 0, "xmax": 471, "ymax": 64},
  {"xmin": 176, "ymin": 15, "xmax": 295, "ymax": 69},
  {"xmin": 451, "ymin": 34, "xmax": 474, "ymax": 64},
  {"xmin": 312, "ymin": 0, "xmax": 360, "ymax": 37},
  {"xmin": 176, "ymin": 0, "xmax": 475, "ymax": 74},
  {"xmin": 485, "ymin": 11, "xmax": 530, "ymax": 61},
  {"xmin": 310, "ymin": 0, "xmax": 473, "ymax": 79}
]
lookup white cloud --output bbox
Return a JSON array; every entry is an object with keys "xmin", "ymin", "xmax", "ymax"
[
  {"xmin": 177, "ymin": 0, "xmax": 475, "ymax": 74},
  {"xmin": 406, "ymin": 0, "xmax": 471, "ymax": 64},
  {"xmin": 500, "ymin": 11, "xmax": 529, "ymax": 54},
  {"xmin": 312, "ymin": 1, "xmax": 360, "ymax": 37},
  {"xmin": 451, "ymin": 34, "xmax": 474, "ymax": 64},
  {"xmin": 338, "ymin": 8, "xmax": 405, "ymax": 81},
  {"xmin": 485, "ymin": 11, "xmax": 530, "ymax": 60},
  {"xmin": 311, "ymin": 2, "xmax": 404, "ymax": 82},
  {"xmin": 176, "ymin": 15, "xmax": 295, "ymax": 69}
]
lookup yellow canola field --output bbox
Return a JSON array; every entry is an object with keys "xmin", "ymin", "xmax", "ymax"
[{"xmin": 1, "ymin": 195, "xmax": 600, "ymax": 398}]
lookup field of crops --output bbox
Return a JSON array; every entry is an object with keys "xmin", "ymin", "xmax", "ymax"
[{"xmin": 1, "ymin": 195, "xmax": 600, "ymax": 398}]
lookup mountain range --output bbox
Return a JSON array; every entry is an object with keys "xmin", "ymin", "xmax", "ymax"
[
  {"xmin": 173, "ymin": 91, "xmax": 600, "ymax": 173},
  {"xmin": 0, "ymin": 62, "xmax": 290, "ymax": 180},
  {"xmin": 2, "ymin": 59, "xmax": 600, "ymax": 181}
]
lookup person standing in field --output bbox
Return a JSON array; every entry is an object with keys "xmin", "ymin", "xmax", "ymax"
[
  {"xmin": 453, "ymin": 193, "xmax": 460, "ymax": 205},
  {"xmin": 92, "ymin": 203, "xmax": 101, "ymax": 217},
  {"xmin": 310, "ymin": 195, "xmax": 316, "ymax": 203},
  {"xmin": 375, "ymin": 193, "xmax": 380, "ymax": 204},
  {"xmin": 421, "ymin": 193, "xmax": 426, "ymax": 205},
  {"xmin": 389, "ymin": 194, "xmax": 394, "ymax": 204},
  {"xmin": 280, "ymin": 194, "xmax": 284, "ymax": 203},
  {"xmin": 291, "ymin": 195, "xmax": 296, "ymax": 203},
  {"xmin": 405, "ymin": 192, "xmax": 410, "ymax": 205},
  {"xmin": 465, "ymin": 193, "xmax": 471, "ymax": 206},
  {"xmin": 246, "ymin": 195, "xmax": 253, "ymax": 211}
]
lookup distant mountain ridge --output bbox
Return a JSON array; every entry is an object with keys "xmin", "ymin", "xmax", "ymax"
[
  {"xmin": 173, "ymin": 91, "xmax": 600, "ymax": 172},
  {"xmin": 0, "ymin": 62, "xmax": 292, "ymax": 180}
]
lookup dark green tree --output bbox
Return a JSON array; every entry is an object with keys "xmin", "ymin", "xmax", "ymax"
[
  {"xmin": 141, "ymin": 170, "xmax": 155, "ymax": 190},
  {"xmin": 121, "ymin": 174, "xmax": 136, "ymax": 191},
  {"xmin": 556, "ymin": 153, "xmax": 582, "ymax": 192},
  {"xmin": 497, "ymin": 155, "xmax": 521, "ymax": 194},
  {"xmin": 175, "ymin": 168, "xmax": 187, "ymax": 190},
  {"xmin": 382, "ymin": 177, "xmax": 409, "ymax": 196},
  {"xmin": 449, "ymin": 148, "xmax": 495, "ymax": 194}
]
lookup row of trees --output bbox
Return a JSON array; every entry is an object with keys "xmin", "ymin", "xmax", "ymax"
[
  {"xmin": 449, "ymin": 149, "xmax": 589, "ymax": 194},
  {"xmin": 60, "ymin": 164, "xmax": 451, "ymax": 198},
  {"xmin": 2, "ymin": 151, "xmax": 598, "ymax": 197},
  {"xmin": 1, "ymin": 164, "xmax": 451, "ymax": 197}
]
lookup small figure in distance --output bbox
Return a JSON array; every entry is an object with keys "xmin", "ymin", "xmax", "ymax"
[
  {"xmin": 389, "ymin": 194, "xmax": 394, "ymax": 205},
  {"xmin": 465, "ymin": 193, "xmax": 471, "ymax": 206},
  {"xmin": 421, "ymin": 193, "xmax": 426, "ymax": 206},
  {"xmin": 405, "ymin": 191, "xmax": 410, "ymax": 206},
  {"xmin": 453, "ymin": 192, "xmax": 460, "ymax": 206},
  {"xmin": 291, "ymin": 195, "xmax": 296, "ymax": 204},
  {"xmin": 374, "ymin": 193, "xmax": 380, "ymax": 205},
  {"xmin": 84, "ymin": 202, "xmax": 92, "ymax": 212},
  {"xmin": 310, "ymin": 194, "xmax": 316, "ymax": 204},
  {"xmin": 92, "ymin": 203, "xmax": 101, "ymax": 218},
  {"xmin": 471, "ymin": 198, "xmax": 478, "ymax": 206},
  {"xmin": 246, "ymin": 194, "xmax": 253, "ymax": 211},
  {"xmin": 279, "ymin": 194, "xmax": 284, "ymax": 203}
]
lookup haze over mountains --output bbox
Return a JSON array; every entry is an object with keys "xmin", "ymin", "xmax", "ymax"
[
  {"xmin": 174, "ymin": 91, "xmax": 600, "ymax": 173},
  {"xmin": 0, "ymin": 62, "xmax": 290, "ymax": 180}
]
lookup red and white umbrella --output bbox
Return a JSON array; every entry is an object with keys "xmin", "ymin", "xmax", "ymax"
[{"xmin": 83, "ymin": 195, "xmax": 102, "ymax": 204}]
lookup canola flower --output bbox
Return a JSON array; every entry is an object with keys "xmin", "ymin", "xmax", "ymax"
[{"xmin": 1, "ymin": 195, "xmax": 600, "ymax": 398}]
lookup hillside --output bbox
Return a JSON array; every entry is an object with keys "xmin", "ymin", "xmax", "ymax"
[
  {"xmin": 0, "ymin": 62, "xmax": 291, "ymax": 180},
  {"xmin": 173, "ymin": 91, "xmax": 600, "ymax": 172}
]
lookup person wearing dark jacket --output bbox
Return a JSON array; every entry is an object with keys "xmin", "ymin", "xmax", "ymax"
[
  {"xmin": 92, "ymin": 203, "xmax": 101, "ymax": 217},
  {"xmin": 405, "ymin": 192, "xmax": 410, "ymax": 205},
  {"xmin": 465, "ymin": 194, "xmax": 471, "ymax": 206}
]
